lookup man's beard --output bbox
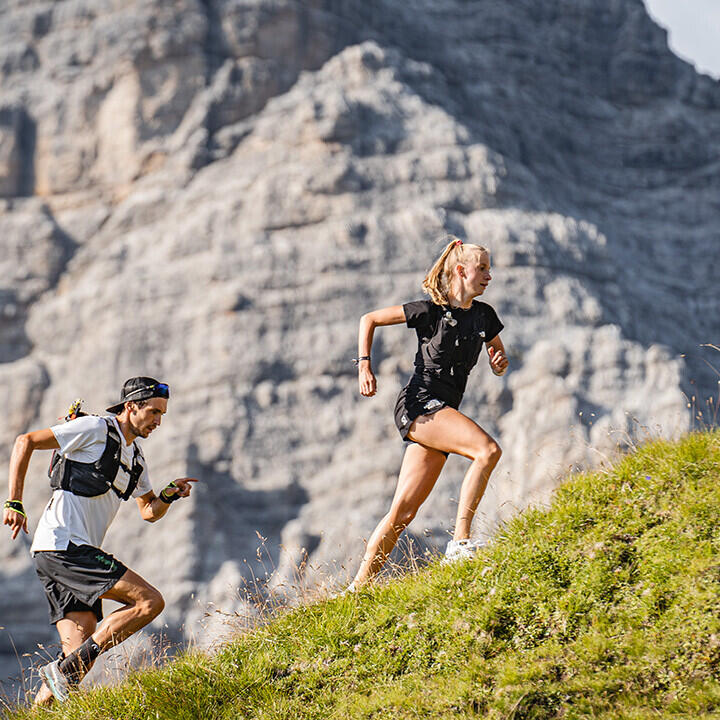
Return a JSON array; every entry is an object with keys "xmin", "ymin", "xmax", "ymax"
[{"xmin": 128, "ymin": 418, "xmax": 146, "ymax": 438}]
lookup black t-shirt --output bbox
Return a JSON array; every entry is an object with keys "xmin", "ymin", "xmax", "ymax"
[{"xmin": 403, "ymin": 299, "xmax": 504, "ymax": 405}]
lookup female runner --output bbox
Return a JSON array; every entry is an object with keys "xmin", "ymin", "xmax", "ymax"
[{"xmin": 349, "ymin": 237, "xmax": 508, "ymax": 589}]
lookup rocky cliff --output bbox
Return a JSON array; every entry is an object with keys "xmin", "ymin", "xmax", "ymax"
[{"xmin": 1, "ymin": 0, "xmax": 718, "ymax": 690}]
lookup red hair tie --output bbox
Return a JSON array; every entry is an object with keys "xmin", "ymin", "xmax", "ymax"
[{"xmin": 454, "ymin": 240, "xmax": 463, "ymax": 247}]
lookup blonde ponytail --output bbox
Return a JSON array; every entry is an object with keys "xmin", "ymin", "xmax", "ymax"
[{"xmin": 422, "ymin": 236, "xmax": 488, "ymax": 305}]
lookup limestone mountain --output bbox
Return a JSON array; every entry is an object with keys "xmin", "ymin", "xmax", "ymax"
[{"xmin": 1, "ymin": 0, "xmax": 717, "ymax": 687}]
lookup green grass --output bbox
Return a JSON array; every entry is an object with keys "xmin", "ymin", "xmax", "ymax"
[{"xmin": 9, "ymin": 431, "xmax": 720, "ymax": 719}]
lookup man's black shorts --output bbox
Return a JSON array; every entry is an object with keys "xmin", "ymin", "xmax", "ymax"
[{"xmin": 33, "ymin": 542, "xmax": 127, "ymax": 624}]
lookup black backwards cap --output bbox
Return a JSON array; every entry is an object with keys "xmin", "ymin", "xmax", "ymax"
[{"xmin": 106, "ymin": 377, "xmax": 170, "ymax": 414}]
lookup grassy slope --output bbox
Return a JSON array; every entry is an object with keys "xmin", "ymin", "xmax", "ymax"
[{"xmin": 12, "ymin": 431, "xmax": 720, "ymax": 720}]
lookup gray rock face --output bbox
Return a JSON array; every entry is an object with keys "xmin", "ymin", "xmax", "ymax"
[
  {"xmin": 1, "ymin": 0, "xmax": 718, "ymax": 692},
  {"xmin": 0, "ymin": 105, "xmax": 34, "ymax": 197}
]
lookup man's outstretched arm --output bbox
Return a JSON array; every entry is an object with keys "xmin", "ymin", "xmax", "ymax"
[
  {"xmin": 135, "ymin": 478, "xmax": 198, "ymax": 522},
  {"xmin": 4, "ymin": 429, "xmax": 60, "ymax": 540}
]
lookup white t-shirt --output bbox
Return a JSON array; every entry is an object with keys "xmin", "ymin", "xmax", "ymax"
[{"xmin": 31, "ymin": 415, "xmax": 152, "ymax": 553}]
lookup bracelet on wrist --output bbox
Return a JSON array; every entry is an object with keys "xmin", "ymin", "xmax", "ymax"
[
  {"xmin": 4, "ymin": 500, "xmax": 27, "ymax": 518},
  {"xmin": 352, "ymin": 356, "xmax": 371, "ymax": 366},
  {"xmin": 159, "ymin": 482, "xmax": 182, "ymax": 504}
]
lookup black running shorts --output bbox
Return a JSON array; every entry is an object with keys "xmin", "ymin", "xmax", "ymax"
[
  {"xmin": 394, "ymin": 383, "xmax": 447, "ymax": 440},
  {"xmin": 394, "ymin": 381, "xmax": 462, "ymax": 458},
  {"xmin": 33, "ymin": 542, "xmax": 128, "ymax": 624}
]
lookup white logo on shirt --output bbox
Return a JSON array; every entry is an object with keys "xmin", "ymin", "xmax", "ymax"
[
  {"xmin": 444, "ymin": 311, "xmax": 457, "ymax": 327},
  {"xmin": 424, "ymin": 399, "xmax": 442, "ymax": 411}
]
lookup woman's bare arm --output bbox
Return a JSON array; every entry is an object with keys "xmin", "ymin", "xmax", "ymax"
[
  {"xmin": 357, "ymin": 305, "xmax": 406, "ymax": 396},
  {"xmin": 486, "ymin": 335, "xmax": 509, "ymax": 376}
]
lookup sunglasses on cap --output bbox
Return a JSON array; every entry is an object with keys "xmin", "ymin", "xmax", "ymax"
[{"xmin": 124, "ymin": 383, "xmax": 170, "ymax": 400}]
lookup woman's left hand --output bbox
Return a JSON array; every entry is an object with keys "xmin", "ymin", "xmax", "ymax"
[{"xmin": 488, "ymin": 346, "xmax": 508, "ymax": 376}]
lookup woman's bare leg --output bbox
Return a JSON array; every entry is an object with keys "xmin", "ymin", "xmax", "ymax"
[
  {"xmin": 353, "ymin": 443, "xmax": 447, "ymax": 586},
  {"xmin": 408, "ymin": 407, "xmax": 501, "ymax": 541}
]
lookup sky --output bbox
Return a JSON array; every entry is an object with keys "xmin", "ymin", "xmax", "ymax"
[{"xmin": 643, "ymin": 0, "xmax": 720, "ymax": 79}]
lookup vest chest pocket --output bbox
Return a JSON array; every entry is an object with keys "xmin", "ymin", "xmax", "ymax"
[
  {"xmin": 427, "ymin": 318, "xmax": 458, "ymax": 361},
  {"xmin": 48, "ymin": 419, "xmax": 143, "ymax": 500},
  {"xmin": 459, "ymin": 322, "xmax": 486, "ymax": 371}
]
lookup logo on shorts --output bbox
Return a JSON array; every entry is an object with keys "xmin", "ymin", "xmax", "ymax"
[
  {"xmin": 424, "ymin": 399, "xmax": 442, "ymax": 411},
  {"xmin": 95, "ymin": 553, "xmax": 116, "ymax": 572},
  {"xmin": 478, "ymin": 330, "xmax": 485, "ymax": 338}
]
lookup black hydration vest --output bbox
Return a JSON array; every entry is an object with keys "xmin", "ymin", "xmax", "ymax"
[{"xmin": 48, "ymin": 418, "xmax": 143, "ymax": 501}]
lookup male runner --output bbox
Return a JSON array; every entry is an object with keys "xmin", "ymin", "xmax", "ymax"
[{"xmin": 3, "ymin": 377, "xmax": 197, "ymax": 704}]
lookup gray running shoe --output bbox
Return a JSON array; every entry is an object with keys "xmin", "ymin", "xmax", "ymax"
[{"xmin": 40, "ymin": 659, "xmax": 70, "ymax": 702}]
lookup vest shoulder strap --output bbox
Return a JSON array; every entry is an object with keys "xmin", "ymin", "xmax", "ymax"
[
  {"xmin": 99, "ymin": 418, "xmax": 122, "ymax": 477},
  {"xmin": 103, "ymin": 418, "xmax": 144, "ymax": 500}
]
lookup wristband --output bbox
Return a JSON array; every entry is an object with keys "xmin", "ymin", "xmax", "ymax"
[
  {"xmin": 352, "ymin": 356, "xmax": 371, "ymax": 366},
  {"xmin": 4, "ymin": 500, "xmax": 26, "ymax": 518},
  {"xmin": 159, "ymin": 482, "xmax": 182, "ymax": 504}
]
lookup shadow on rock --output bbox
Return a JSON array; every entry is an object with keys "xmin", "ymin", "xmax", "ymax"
[{"xmin": 185, "ymin": 442, "xmax": 309, "ymax": 590}]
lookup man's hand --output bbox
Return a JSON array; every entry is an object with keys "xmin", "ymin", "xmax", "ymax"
[
  {"xmin": 139, "ymin": 478, "xmax": 200, "ymax": 521},
  {"xmin": 488, "ymin": 346, "xmax": 509, "ymax": 376},
  {"xmin": 3, "ymin": 503, "xmax": 28, "ymax": 540},
  {"xmin": 163, "ymin": 478, "xmax": 198, "ymax": 500}
]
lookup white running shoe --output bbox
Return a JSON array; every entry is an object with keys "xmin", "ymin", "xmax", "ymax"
[
  {"xmin": 40, "ymin": 660, "xmax": 70, "ymax": 703},
  {"xmin": 443, "ymin": 538, "xmax": 484, "ymax": 564},
  {"xmin": 339, "ymin": 581, "xmax": 358, "ymax": 597},
  {"xmin": 329, "ymin": 581, "xmax": 357, "ymax": 600}
]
